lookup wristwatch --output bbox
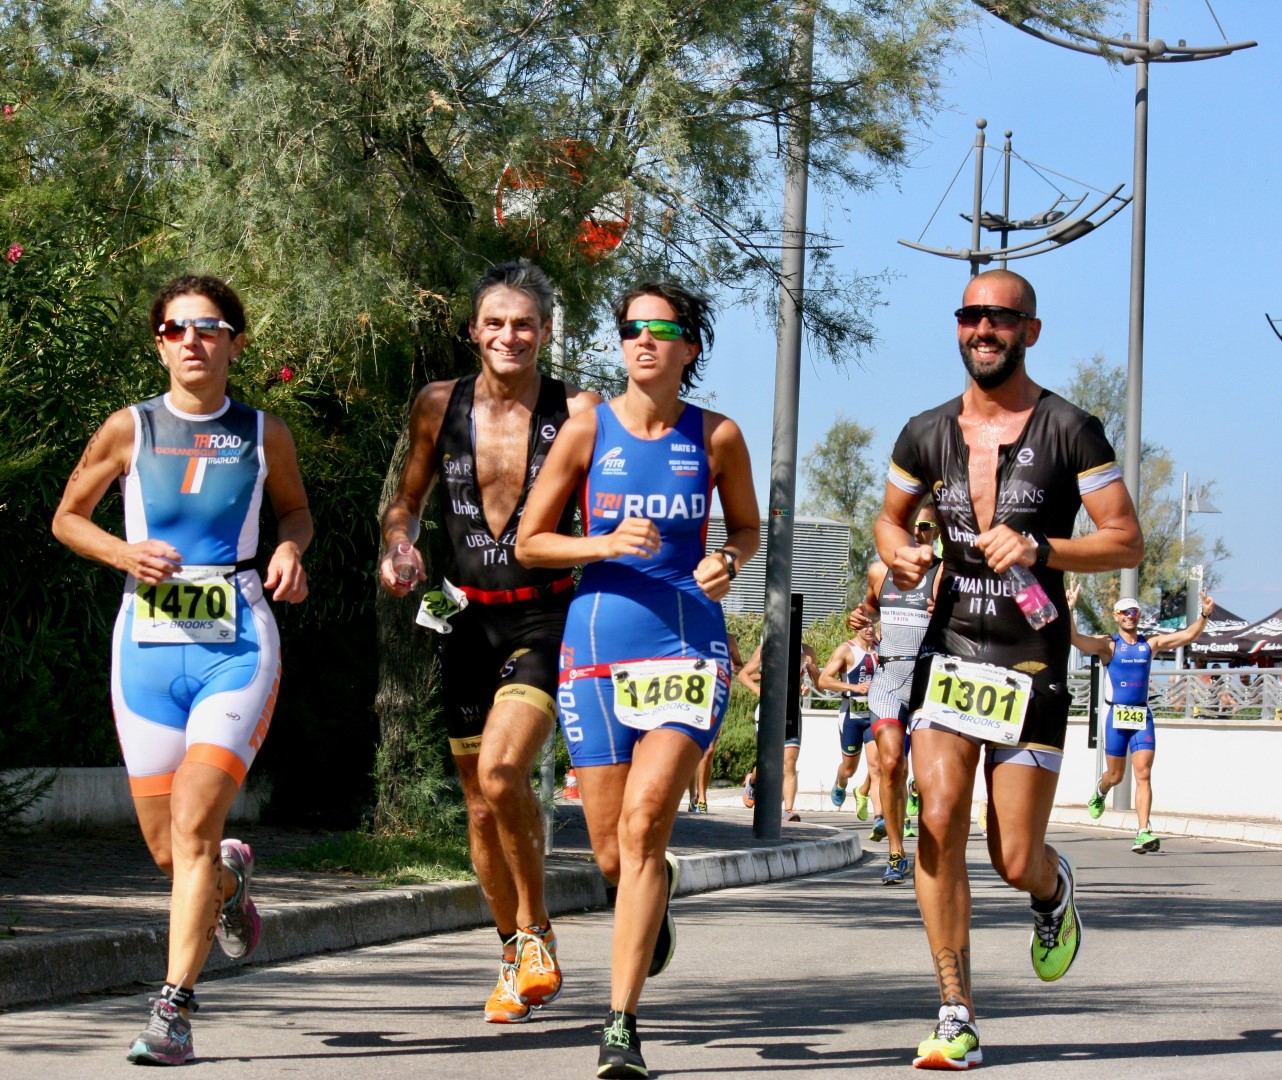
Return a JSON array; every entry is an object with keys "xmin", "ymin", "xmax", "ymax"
[
  {"xmin": 718, "ymin": 549, "xmax": 738, "ymax": 581},
  {"xmin": 1027, "ymin": 532, "xmax": 1052, "ymax": 567}
]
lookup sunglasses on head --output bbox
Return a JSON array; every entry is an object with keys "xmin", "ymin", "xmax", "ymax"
[
  {"xmin": 954, "ymin": 305, "xmax": 1033, "ymax": 330},
  {"xmin": 914, "ymin": 520, "xmax": 937, "ymax": 531},
  {"xmin": 157, "ymin": 317, "xmax": 235, "ymax": 342},
  {"xmin": 618, "ymin": 318, "xmax": 692, "ymax": 342},
  {"xmin": 1115, "ymin": 607, "xmax": 1140, "ymax": 617}
]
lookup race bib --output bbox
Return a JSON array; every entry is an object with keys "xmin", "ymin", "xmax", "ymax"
[
  {"xmin": 416, "ymin": 578, "xmax": 469, "ymax": 634},
  {"xmin": 918, "ymin": 655, "xmax": 1032, "ymax": 746},
  {"xmin": 610, "ymin": 657, "xmax": 718, "ymax": 732},
  {"xmin": 132, "ymin": 565, "xmax": 237, "ymax": 644},
  {"xmin": 847, "ymin": 698, "xmax": 870, "ymax": 713},
  {"xmin": 1112, "ymin": 705, "xmax": 1148, "ymax": 731}
]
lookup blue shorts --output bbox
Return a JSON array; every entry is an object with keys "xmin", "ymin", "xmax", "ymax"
[
  {"xmin": 838, "ymin": 704, "xmax": 873, "ymax": 756},
  {"xmin": 1104, "ymin": 706, "xmax": 1156, "ymax": 758},
  {"xmin": 557, "ymin": 662, "xmax": 730, "ymax": 767},
  {"xmin": 558, "ymin": 581, "xmax": 731, "ymax": 767}
]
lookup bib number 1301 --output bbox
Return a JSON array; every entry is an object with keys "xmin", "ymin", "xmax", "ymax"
[
  {"xmin": 610, "ymin": 658, "xmax": 717, "ymax": 731},
  {"xmin": 920, "ymin": 655, "xmax": 1031, "ymax": 746}
]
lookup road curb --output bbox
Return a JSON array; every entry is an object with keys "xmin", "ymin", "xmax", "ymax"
[
  {"xmin": 1049, "ymin": 805, "xmax": 1282, "ymax": 847},
  {"xmin": 0, "ymin": 830, "xmax": 859, "ymax": 1010}
]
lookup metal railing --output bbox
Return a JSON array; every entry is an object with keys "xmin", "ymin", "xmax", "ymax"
[{"xmin": 1068, "ymin": 667, "xmax": 1282, "ymax": 722}]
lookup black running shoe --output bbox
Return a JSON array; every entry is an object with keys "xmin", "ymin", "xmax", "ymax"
[
  {"xmin": 598, "ymin": 1010, "xmax": 647, "ymax": 1078},
  {"xmin": 648, "ymin": 852, "xmax": 679, "ymax": 978}
]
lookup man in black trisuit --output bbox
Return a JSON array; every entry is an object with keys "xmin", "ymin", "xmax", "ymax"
[
  {"xmin": 380, "ymin": 261, "xmax": 601, "ymax": 1024},
  {"xmin": 876, "ymin": 269, "xmax": 1143, "ymax": 1069}
]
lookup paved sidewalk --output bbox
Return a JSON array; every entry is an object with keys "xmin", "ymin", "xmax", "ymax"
[{"xmin": 0, "ymin": 803, "xmax": 859, "ymax": 1010}]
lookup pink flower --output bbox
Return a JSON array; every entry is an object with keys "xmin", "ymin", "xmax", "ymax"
[
  {"xmin": 279, "ymin": 366, "xmax": 294, "ymax": 382},
  {"xmin": 6, "ymin": 244, "xmax": 22, "ymax": 264},
  {"xmin": 3, "ymin": 105, "xmax": 12, "ymax": 117}
]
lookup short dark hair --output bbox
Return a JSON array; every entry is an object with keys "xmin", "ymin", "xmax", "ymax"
[
  {"xmin": 149, "ymin": 275, "xmax": 246, "ymax": 336},
  {"xmin": 612, "ymin": 281, "xmax": 715, "ymax": 394},
  {"xmin": 470, "ymin": 259, "xmax": 555, "ymax": 324}
]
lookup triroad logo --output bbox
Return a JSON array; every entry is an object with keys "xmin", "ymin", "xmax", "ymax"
[{"xmin": 193, "ymin": 433, "xmax": 242, "ymax": 449}]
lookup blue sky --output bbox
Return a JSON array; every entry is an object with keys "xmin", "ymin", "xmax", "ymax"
[{"xmin": 703, "ymin": 1, "xmax": 1279, "ymax": 624}]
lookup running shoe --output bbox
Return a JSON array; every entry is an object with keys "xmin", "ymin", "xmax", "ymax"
[
  {"xmin": 904, "ymin": 818, "xmax": 917, "ymax": 838},
  {"xmin": 1030, "ymin": 853, "xmax": 1081, "ymax": 982},
  {"xmin": 913, "ymin": 1004, "xmax": 981, "ymax": 1070},
  {"xmin": 906, "ymin": 780, "xmax": 921, "ymax": 818},
  {"xmin": 783, "ymin": 809, "xmax": 801, "ymax": 822},
  {"xmin": 883, "ymin": 852, "xmax": 909, "ymax": 885},
  {"xmin": 1132, "ymin": 829, "xmax": 1161, "ymax": 854},
  {"xmin": 1088, "ymin": 788, "xmax": 1105, "ymax": 819},
  {"xmin": 869, "ymin": 816, "xmax": 886, "ymax": 842},
  {"xmin": 742, "ymin": 774, "xmax": 756, "ymax": 808},
  {"xmin": 692, "ymin": 800, "xmax": 708, "ymax": 814},
  {"xmin": 854, "ymin": 791, "xmax": 870, "ymax": 821},
  {"xmin": 649, "ymin": 852, "xmax": 679, "ymax": 977},
  {"xmin": 598, "ymin": 1010, "xmax": 646, "ymax": 1078},
  {"xmin": 515, "ymin": 925, "xmax": 561, "ymax": 1005},
  {"xmin": 484, "ymin": 960, "xmax": 533, "ymax": 1023},
  {"xmin": 215, "ymin": 839, "xmax": 261, "ymax": 961},
  {"xmin": 977, "ymin": 802, "xmax": 988, "ymax": 836},
  {"xmin": 830, "ymin": 783, "xmax": 848, "ymax": 808},
  {"xmin": 127, "ymin": 988, "xmax": 195, "ymax": 1065}
]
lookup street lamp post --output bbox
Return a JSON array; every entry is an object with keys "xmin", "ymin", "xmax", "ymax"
[
  {"xmin": 975, "ymin": 1, "xmax": 1256, "ymax": 602},
  {"xmin": 1175, "ymin": 470, "xmax": 1220, "ymax": 670}
]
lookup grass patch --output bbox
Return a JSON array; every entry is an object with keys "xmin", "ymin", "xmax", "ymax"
[{"xmin": 273, "ymin": 830, "xmax": 474, "ymax": 887}]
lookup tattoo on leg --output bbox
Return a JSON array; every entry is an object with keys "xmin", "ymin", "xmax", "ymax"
[{"xmin": 933, "ymin": 946, "xmax": 971, "ymax": 1005}]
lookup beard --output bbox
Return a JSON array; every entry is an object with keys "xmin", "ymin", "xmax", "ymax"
[{"xmin": 959, "ymin": 336, "xmax": 1025, "ymax": 389}]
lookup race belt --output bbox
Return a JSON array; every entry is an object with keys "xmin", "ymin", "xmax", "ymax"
[{"xmin": 458, "ymin": 576, "xmax": 574, "ymax": 605}]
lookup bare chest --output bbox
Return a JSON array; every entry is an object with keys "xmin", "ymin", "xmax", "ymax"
[{"xmin": 959, "ymin": 410, "xmax": 1032, "ymax": 532}]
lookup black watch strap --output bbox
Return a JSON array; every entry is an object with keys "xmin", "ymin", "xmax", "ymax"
[{"xmin": 719, "ymin": 549, "xmax": 738, "ymax": 580}]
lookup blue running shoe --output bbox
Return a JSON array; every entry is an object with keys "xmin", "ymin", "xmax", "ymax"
[
  {"xmin": 830, "ymin": 783, "xmax": 847, "ymax": 808},
  {"xmin": 882, "ymin": 852, "xmax": 909, "ymax": 885},
  {"xmin": 869, "ymin": 816, "xmax": 887, "ymax": 843}
]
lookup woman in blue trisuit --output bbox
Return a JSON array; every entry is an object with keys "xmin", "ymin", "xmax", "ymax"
[{"xmin": 517, "ymin": 281, "xmax": 759, "ymax": 1079}]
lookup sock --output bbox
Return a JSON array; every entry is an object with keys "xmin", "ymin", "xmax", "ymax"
[{"xmin": 1030, "ymin": 875, "xmax": 1065, "ymax": 914}]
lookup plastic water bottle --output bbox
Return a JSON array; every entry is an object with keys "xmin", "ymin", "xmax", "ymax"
[
  {"xmin": 392, "ymin": 540, "xmax": 418, "ymax": 585},
  {"xmin": 1006, "ymin": 563, "xmax": 1057, "ymax": 630}
]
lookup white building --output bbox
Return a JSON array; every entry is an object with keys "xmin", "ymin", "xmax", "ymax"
[{"xmin": 706, "ymin": 513, "xmax": 852, "ymax": 627}]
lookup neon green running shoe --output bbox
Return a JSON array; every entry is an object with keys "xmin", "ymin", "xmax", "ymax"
[
  {"xmin": 1132, "ymin": 829, "xmax": 1160, "ymax": 854},
  {"xmin": 906, "ymin": 781, "xmax": 921, "ymax": 818},
  {"xmin": 904, "ymin": 818, "xmax": 917, "ymax": 838},
  {"xmin": 913, "ymin": 1004, "xmax": 981, "ymax": 1070},
  {"xmin": 1030, "ymin": 853, "xmax": 1081, "ymax": 982},
  {"xmin": 854, "ymin": 791, "xmax": 870, "ymax": 821},
  {"xmin": 1087, "ymin": 790, "xmax": 1105, "ymax": 819}
]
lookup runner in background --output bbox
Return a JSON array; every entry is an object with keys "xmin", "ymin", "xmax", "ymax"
[{"xmin": 1068, "ymin": 583, "xmax": 1214, "ymax": 853}]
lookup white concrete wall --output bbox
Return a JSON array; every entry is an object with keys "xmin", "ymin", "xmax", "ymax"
[
  {"xmin": 792, "ymin": 709, "xmax": 1282, "ymax": 822},
  {"xmin": 3, "ymin": 767, "xmax": 268, "ymax": 829}
]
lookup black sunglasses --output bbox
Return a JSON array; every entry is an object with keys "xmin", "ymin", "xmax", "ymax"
[
  {"xmin": 914, "ymin": 520, "xmax": 937, "ymax": 531},
  {"xmin": 955, "ymin": 305, "xmax": 1033, "ymax": 330}
]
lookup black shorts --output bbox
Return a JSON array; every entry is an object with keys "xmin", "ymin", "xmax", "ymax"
[
  {"xmin": 907, "ymin": 635, "xmax": 1071, "ymax": 753},
  {"xmin": 438, "ymin": 597, "xmax": 568, "ymax": 756}
]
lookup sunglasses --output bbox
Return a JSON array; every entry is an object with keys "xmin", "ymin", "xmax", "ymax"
[
  {"xmin": 954, "ymin": 305, "xmax": 1033, "ymax": 330},
  {"xmin": 618, "ymin": 319, "xmax": 692, "ymax": 342},
  {"xmin": 157, "ymin": 317, "xmax": 235, "ymax": 342},
  {"xmin": 914, "ymin": 521, "xmax": 937, "ymax": 531},
  {"xmin": 1114, "ymin": 608, "xmax": 1140, "ymax": 617}
]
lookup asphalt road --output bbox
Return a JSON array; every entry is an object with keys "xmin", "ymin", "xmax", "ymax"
[{"xmin": 3, "ymin": 824, "xmax": 1281, "ymax": 1078}]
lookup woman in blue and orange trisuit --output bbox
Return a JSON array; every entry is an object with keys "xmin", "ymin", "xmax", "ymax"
[
  {"xmin": 53, "ymin": 275, "xmax": 311, "ymax": 1065},
  {"xmin": 516, "ymin": 281, "xmax": 759, "ymax": 1079}
]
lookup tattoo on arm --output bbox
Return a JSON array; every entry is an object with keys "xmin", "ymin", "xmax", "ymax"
[{"xmin": 933, "ymin": 946, "xmax": 971, "ymax": 1005}]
